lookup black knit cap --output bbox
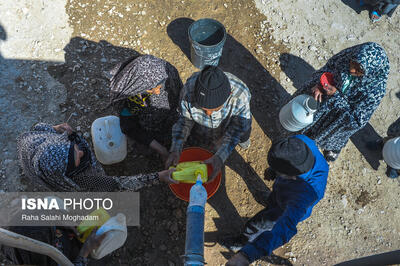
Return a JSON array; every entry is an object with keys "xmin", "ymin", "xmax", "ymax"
[
  {"xmin": 194, "ymin": 66, "xmax": 231, "ymax": 109},
  {"xmin": 267, "ymin": 137, "xmax": 315, "ymax": 176}
]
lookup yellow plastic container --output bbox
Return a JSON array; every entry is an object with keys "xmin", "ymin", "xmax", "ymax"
[
  {"xmin": 77, "ymin": 208, "xmax": 111, "ymax": 243},
  {"xmin": 171, "ymin": 161, "xmax": 208, "ymax": 183}
]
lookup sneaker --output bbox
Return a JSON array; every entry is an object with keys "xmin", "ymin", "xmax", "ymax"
[
  {"xmin": 239, "ymin": 139, "xmax": 251, "ymax": 150},
  {"xmin": 220, "ymin": 235, "xmax": 248, "ymax": 253},
  {"xmin": 323, "ymin": 150, "xmax": 340, "ymax": 162},
  {"xmin": 264, "ymin": 167, "xmax": 277, "ymax": 181},
  {"xmin": 386, "ymin": 167, "xmax": 399, "ymax": 179}
]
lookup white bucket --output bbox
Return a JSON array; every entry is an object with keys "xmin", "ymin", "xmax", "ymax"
[
  {"xmin": 91, "ymin": 116, "xmax": 127, "ymax": 165},
  {"xmin": 91, "ymin": 213, "xmax": 128, "ymax": 260},
  {"xmin": 279, "ymin": 94, "xmax": 318, "ymax": 132},
  {"xmin": 383, "ymin": 137, "xmax": 400, "ymax": 170}
]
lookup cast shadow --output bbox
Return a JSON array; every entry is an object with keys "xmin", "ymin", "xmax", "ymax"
[
  {"xmin": 204, "ymin": 227, "xmax": 292, "ymax": 266},
  {"xmin": 350, "ymin": 124, "xmax": 383, "ymax": 170},
  {"xmin": 341, "ymin": 0, "xmax": 369, "ymax": 14},
  {"xmin": 167, "ymin": 17, "xmax": 292, "ymax": 141},
  {"xmin": 279, "ymin": 53, "xmax": 384, "ymax": 170},
  {"xmin": 227, "ymin": 150, "xmax": 271, "ymax": 207},
  {"xmin": 207, "ymin": 167, "xmax": 245, "ymax": 235},
  {"xmin": 279, "ymin": 53, "xmax": 314, "ymax": 91},
  {"xmin": 396, "ymin": 91, "xmax": 400, "ymax": 100},
  {"xmin": 387, "ymin": 116, "xmax": 400, "ymax": 138},
  {"xmin": 0, "ymin": 24, "xmax": 6, "ymax": 42},
  {"xmin": 203, "ymin": 149, "xmax": 271, "ymax": 255}
]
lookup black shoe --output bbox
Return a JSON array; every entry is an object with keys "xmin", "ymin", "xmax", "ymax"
[
  {"xmin": 220, "ymin": 235, "xmax": 248, "ymax": 253},
  {"xmin": 264, "ymin": 167, "xmax": 277, "ymax": 181},
  {"xmin": 323, "ymin": 150, "xmax": 340, "ymax": 162},
  {"xmin": 386, "ymin": 167, "xmax": 399, "ymax": 179}
]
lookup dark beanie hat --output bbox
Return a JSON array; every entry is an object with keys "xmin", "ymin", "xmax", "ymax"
[
  {"xmin": 194, "ymin": 66, "xmax": 231, "ymax": 109},
  {"xmin": 267, "ymin": 137, "xmax": 315, "ymax": 176}
]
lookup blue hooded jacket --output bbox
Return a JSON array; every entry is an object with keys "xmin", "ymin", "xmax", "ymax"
[{"xmin": 241, "ymin": 135, "xmax": 329, "ymax": 263}]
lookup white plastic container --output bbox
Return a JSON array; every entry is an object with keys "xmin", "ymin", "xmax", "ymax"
[
  {"xmin": 383, "ymin": 137, "xmax": 400, "ymax": 170},
  {"xmin": 91, "ymin": 213, "xmax": 128, "ymax": 259},
  {"xmin": 91, "ymin": 116, "xmax": 127, "ymax": 165},
  {"xmin": 279, "ymin": 94, "xmax": 318, "ymax": 132}
]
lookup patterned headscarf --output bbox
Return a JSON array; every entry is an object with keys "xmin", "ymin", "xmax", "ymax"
[
  {"xmin": 110, "ymin": 55, "xmax": 169, "ymax": 103},
  {"xmin": 331, "ymin": 42, "xmax": 389, "ymax": 99},
  {"xmin": 17, "ymin": 123, "xmax": 89, "ymax": 191},
  {"xmin": 109, "ymin": 55, "xmax": 177, "ymax": 129}
]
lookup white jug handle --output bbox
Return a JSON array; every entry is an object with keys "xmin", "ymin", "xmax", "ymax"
[
  {"xmin": 303, "ymin": 97, "xmax": 317, "ymax": 116},
  {"xmin": 104, "ymin": 120, "xmax": 112, "ymax": 139}
]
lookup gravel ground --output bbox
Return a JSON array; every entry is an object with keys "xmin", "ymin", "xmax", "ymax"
[{"xmin": 0, "ymin": 0, "xmax": 399, "ymax": 265}]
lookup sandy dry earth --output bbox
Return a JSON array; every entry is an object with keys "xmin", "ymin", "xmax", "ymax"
[{"xmin": 0, "ymin": 0, "xmax": 399, "ymax": 265}]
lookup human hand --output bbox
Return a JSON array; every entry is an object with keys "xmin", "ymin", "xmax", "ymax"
[
  {"xmin": 322, "ymin": 83, "xmax": 337, "ymax": 96},
  {"xmin": 79, "ymin": 229, "xmax": 107, "ymax": 258},
  {"xmin": 203, "ymin": 155, "xmax": 223, "ymax": 183},
  {"xmin": 149, "ymin": 140, "xmax": 169, "ymax": 162},
  {"xmin": 53, "ymin": 123, "xmax": 73, "ymax": 134},
  {"xmin": 165, "ymin": 151, "xmax": 180, "ymax": 169},
  {"xmin": 226, "ymin": 252, "xmax": 250, "ymax": 266},
  {"xmin": 158, "ymin": 168, "xmax": 179, "ymax": 184},
  {"xmin": 311, "ymin": 84, "xmax": 324, "ymax": 102}
]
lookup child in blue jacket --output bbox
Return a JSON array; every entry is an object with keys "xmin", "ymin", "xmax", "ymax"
[{"xmin": 225, "ymin": 135, "xmax": 329, "ymax": 265}]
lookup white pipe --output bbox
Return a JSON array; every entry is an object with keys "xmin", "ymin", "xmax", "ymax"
[{"xmin": 0, "ymin": 228, "xmax": 74, "ymax": 266}]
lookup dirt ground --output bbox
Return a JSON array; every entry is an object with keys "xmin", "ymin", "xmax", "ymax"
[{"xmin": 0, "ymin": 0, "xmax": 399, "ymax": 265}]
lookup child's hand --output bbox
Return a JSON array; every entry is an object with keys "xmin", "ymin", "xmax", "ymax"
[
  {"xmin": 322, "ymin": 83, "xmax": 337, "ymax": 96},
  {"xmin": 311, "ymin": 85, "xmax": 324, "ymax": 102}
]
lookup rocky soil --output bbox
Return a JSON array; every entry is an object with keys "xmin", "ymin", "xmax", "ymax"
[{"xmin": 0, "ymin": 0, "xmax": 399, "ymax": 265}]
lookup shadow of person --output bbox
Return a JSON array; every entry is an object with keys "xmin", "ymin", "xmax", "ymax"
[
  {"xmin": 204, "ymin": 227, "xmax": 293, "ymax": 266},
  {"xmin": 227, "ymin": 150, "xmax": 271, "ymax": 206},
  {"xmin": 279, "ymin": 53, "xmax": 315, "ymax": 91},
  {"xmin": 207, "ymin": 168, "xmax": 245, "ymax": 234},
  {"xmin": 396, "ymin": 91, "xmax": 400, "ymax": 101},
  {"xmin": 341, "ymin": 0, "xmax": 369, "ymax": 14},
  {"xmin": 0, "ymin": 24, "xmax": 6, "ymax": 42},
  {"xmin": 387, "ymin": 116, "xmax": 400, "ymax": 138},
  {"xmin": 350, "ymin": 124, "xmax": 383, "ymax": 170}
]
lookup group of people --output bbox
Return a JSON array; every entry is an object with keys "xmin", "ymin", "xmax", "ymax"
[{"xmin": 6, "ymin": 41, "xmax": 391, "ymax": 265}]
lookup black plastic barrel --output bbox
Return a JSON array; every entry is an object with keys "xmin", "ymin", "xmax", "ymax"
[{"xmin": 188, "ymin": 18, "xmax": 227, "ymax": 69}]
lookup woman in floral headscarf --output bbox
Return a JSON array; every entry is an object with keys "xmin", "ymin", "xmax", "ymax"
[
  {"xmin": 17, "ymin": 122, "xmax": 177, "ymax": 192},
  {"xmin": 109, "ymin": 55, "xmax": 183, "ymax": 161},
  {"xmin": 293, "ymin": 42, "xmax": 390, "ymax": 161}
]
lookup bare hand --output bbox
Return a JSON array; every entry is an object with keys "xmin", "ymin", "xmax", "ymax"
[
  {"xmin": 53, "ymin": 123, "xmax": 73, "ymax": 134},
  {"xmin": 79, "ymin": 229, "xmax": 107, "ymax": 258},
  {"xmin": 226, "ymin": 252, "xmax": 250, "ymax": 266},
  {"xmin": 322, "ymin": 83, "xmax": 337, "ymax": 96},
  {"xmin": 158, "ymin": 168, "xmax": 179, "ymax": 184},
  {"xmin": 149, "ymin": 140, "xmax": 169, "ymax": 162},
  {"xmin": 165, "ymin": 151, "xmax": 180, "ymax": 169},
  {"xmin": 203, "ymin": 155, "xmax": 223, "ymax": 183},
  {"xmin": 311, "ymin": 85, "xmax": 324, "ymax": 102}
]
